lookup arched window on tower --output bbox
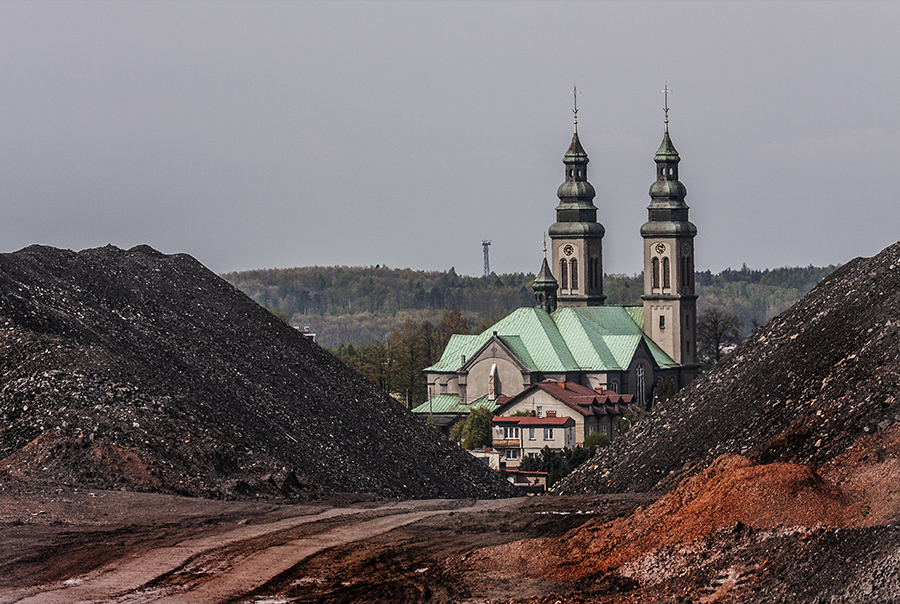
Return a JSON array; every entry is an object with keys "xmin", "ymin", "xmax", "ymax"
[
  {"xmin": 651, "ymin": 257, "xmax": 660, "ymax": 289},
  {"xmin": 560, "ymin": 258, "xmax": 568, "ymax": 289},
  {"xmin": 662, "ymin": 257, "xmax": 670, "ymax": 289},
  {"xmin": 570, "ymin": 259, "xmax": 578, "ymax": 290}
]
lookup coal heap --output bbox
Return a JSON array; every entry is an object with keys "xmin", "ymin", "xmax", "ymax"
[
  {"xmin": 0, "ymin": 245, "xmax": 516, "ymax": 500},
  {"xmin": 556, "ymin": 241, "xmax": 900, "ymax": 495}
]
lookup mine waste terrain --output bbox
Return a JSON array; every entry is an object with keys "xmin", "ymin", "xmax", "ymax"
[{"xmin": 1, "ymin": 242, "xmax": 900, "ymax": 603}]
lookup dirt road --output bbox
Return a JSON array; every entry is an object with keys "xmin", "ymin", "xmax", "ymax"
[{"xmin": 0, "ymin": 494, "xmax": 530, "ymax": 604}]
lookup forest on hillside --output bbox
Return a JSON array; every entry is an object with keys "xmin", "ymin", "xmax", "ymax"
[{"xmin": 222, "ymin": 263, "xmax": 838, "ymax": 350}]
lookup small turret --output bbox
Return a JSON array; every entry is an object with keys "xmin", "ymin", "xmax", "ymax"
[{"xmin": 532, "ymin": 254, "xmax": 558, "ymax": 314}]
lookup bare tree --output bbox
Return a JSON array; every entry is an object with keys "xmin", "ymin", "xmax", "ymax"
[{"xmin": 698, "ymin": 307, "xmax": 741, "ymax": 366}]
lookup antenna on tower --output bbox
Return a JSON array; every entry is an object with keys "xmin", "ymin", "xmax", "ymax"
[{"xmin": 482, "ymin": 240, "xmax": 492, "ymax": 277}]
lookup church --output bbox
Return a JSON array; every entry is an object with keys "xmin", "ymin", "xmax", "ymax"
[{"xmin": 412, "ymin": 96, "xmax": 698, "ymax": 430}]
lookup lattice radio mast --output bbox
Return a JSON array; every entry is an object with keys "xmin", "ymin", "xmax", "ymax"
[{"xmin": 482, "ymin": 240, "xmax": 491, "ymax": 277}]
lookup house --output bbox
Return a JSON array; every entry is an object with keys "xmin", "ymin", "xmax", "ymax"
[
  {"xmin": 492, "ymin": 414, "xmax": 575, "ymax": 468},
  {"xmin": 504, "ymin": 469, "xmax": 548, "ymax": 494},
  {"xmin": 493, "ymin": 380, "xmax": 636, "ymax": 446},
  {"xmin": 467, "ymin": 446, "xmax": 502, "ymax": 470}
]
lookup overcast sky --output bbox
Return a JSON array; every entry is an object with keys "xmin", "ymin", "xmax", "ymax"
[{"xmin": 1, "ymin": 1, "xmax": 897, "ymax": 277}]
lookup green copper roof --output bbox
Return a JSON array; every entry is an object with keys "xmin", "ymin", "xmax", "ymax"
[
  {"xmin": 552, "ymin": 306, "xmax": 676, "ymax": 370},
  {"xmin": 425, "ymin": 305, "xmax": 678, "ymax": 375},
  {"xmin": 425, "ymin": 308, "xmax": 578, "ymax": 373},
  {"xmin": 411, "ymin": 394, "xmax": 498, "ymax": 415},
  {"xmin": 496, "ymin": 335, "xmax": 538, "ymax": 371},
  {"xmin": 655, "ymin": 131, "xmax": 680, "ymax": 163}
]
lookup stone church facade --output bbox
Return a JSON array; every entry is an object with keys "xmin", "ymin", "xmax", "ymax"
[{"xmin": 413, "ymin": 108, "xmax": 698, "ymax": 426}]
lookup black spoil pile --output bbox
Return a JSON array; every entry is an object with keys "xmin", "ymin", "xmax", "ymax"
[
  {"xmin": 556, "ymin": 241, "xmax": 900, "ymax": 495},
  {"xmin": 0, "ymin": 245, "xmax": 516, "ymax": 500}
]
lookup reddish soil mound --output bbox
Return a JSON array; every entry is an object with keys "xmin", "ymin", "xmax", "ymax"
[
  {"xmin": 461, "ymin": 454, "xmax": 858, "ymax": 582},
  {"xmin": 1, "ymin": 430, "xmax": 174, "ymax": 493},
  {"xmin": 818, "ymin": 422, "xmax": 900, "ymax": 527}
]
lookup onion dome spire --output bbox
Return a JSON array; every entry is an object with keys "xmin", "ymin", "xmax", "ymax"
[
  {"xmin": 551, "ymin": 87, "xmax": 603, "ymax": 232},
  {"xmin": 640, "ymin": 90, "xmax": 696, "ymax": 238}
]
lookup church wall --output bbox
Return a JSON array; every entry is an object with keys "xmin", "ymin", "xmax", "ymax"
[
  {"xmin": 644, "ymin": 301, "xmax": 679, "ymax": 363},
  {"xmin": 581, "ymin": 372, "xmax": 610, "ymax": 391},
  {"xmin": 426, "ymin": 372, "xmax": 459, "ymax": 399},
  {"xmin": 467, "ymin": 354, "xmax": 523, "ymax": 401},
  {"xmin": 627, "ymin": 353, "xmax": 655, "ymax": 409}
]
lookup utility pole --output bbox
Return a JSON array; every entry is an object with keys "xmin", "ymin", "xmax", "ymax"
[{"xmin": 482, "ymin": 240, "xmax": 491, "ymax": 277}]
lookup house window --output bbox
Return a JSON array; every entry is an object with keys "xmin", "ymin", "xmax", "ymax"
[
  {"xmin": 504, "ymin": 426, "xmax": 519, "ymax": 439},
  {"xmin": 528, "ymin": 452, "xmax": 539, "ymax": 458},
  {"xmin": 505, "ymin": 449, "xmax": 518, "ymax": 460},
  {"xmin": 544, "ymin": 428, "xmax": 554, "ymax": 440},
  {"xmin": 589, "ymin": 425, "xmax": 595, "ymax": 434},
  {"xmin": 529, "ymin": 428, "xmax": 536, "ymax": 440},
  {"xmin": 536, "ymin": 406, "xmax": 543, "ymax": 418},
  {"xmin": 601, "ymin": 424, "xmax": 608, "ymax": 434}
]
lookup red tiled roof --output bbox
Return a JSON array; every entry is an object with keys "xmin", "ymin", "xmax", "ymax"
[
  {"xmin": 505, "ymin": 469, "xmax": 548, "ymax": 476},
  {"xmin": 492, "ymin": 415, "xmax": 574, "ymax": 427},
  {"xmin": 493, "ymin": 381, "xmax": 634, "ymax": 419}
]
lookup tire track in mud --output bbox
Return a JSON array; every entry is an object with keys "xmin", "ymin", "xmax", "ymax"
[{"xmin": 0, "ymin": 499, "xmax": 518, "ymax": 604}]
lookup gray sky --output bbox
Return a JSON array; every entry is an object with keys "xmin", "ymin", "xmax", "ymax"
[{"xmin": 1, "ymin": 1, "xmax": 898, "ymax": 277}]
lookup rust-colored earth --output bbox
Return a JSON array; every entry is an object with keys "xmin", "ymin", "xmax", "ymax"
[{"xmin": 2, "ymin": 426, "xmax": 898, "ymax": 604}]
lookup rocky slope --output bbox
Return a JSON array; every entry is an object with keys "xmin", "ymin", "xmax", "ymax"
[
  {"xmin": 555, "ymin": 240, "xmax": 900, "ymax": 496},
  {"xmin": 0, "ymin": 244, "xmax": 516, "ymax": 500},
  {"xmin": 447, "ymin": 241, "xmax": 900, "ymax": 601}
]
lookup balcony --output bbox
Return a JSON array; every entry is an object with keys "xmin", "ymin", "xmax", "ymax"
[{"xmin": 493, "ymin": 439, "xmax": 520, "ymax": 448}]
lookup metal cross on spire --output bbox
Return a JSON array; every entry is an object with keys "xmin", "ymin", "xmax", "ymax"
[
  {"xmin": 542, "ymin": 233, "xmax": 547, "ymax": 258},
  {"xmin": 661, "ymin": 83, "xmax": 672, "ymax": 133},
  {"xmin": 571, "ymin": 84, "xmax": 579, "ymax": 133}
]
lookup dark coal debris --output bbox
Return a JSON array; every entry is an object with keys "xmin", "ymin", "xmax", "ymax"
[{"xmin": 0, "ymin": 244, "xmax": 516, "ymax": 500}]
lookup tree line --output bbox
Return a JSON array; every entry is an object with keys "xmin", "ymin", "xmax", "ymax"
[{"xmin": 223, "ymin": 263, "xmax": 837, "ymax": 350}]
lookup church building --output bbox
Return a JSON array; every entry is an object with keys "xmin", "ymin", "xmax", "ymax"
[{"xmin": 413, "ymin": 95, "xmax": 698, "ymax": 429}]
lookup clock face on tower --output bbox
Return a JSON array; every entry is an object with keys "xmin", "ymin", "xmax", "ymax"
[
  {"xmin": 563, "ymin": 244, "xmax": 574, "ymax": 256},
  {"xmin": 655, "ymin": 242, "xmax": 666, "ymax": 255}
]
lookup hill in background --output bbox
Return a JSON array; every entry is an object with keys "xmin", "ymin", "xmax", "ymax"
[
  {"xmin": 0, "ymin": 245, "xmax": 516, "ymax": 500},
  {"xmin": 222, "ymin": 264, "xmax": 837, "ymax": 349}
]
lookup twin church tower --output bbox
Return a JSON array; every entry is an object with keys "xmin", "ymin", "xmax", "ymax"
[
  {"xmin": 416, "ymin": 89, "xmax": 698, "ymax": 417},
  {"xmin": 535, "ymin": 89, "xmax": 697, "ymax": 369}
]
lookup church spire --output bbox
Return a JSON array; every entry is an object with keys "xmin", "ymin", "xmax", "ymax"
[
  {"xmin": 641, "ymin": 87, "xmax": 695, "ymax": 236},
  {"xmin": 641, "ymin": 87, "xmax": 698, "ymax": 370},
  {"xmin": 572, "ymin": 83, "xmax": 579, "ymax": 133},
  {"xmin": 548, "ymin": 88, "xmax": 606, "ymax": 306}
]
